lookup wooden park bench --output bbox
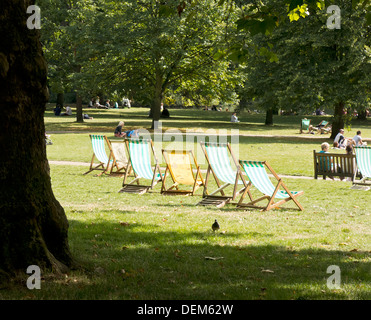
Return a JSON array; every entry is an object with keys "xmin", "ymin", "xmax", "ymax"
[{"xmin": 313, "ymin": 150, "xmax": 360, "ymax": 180}]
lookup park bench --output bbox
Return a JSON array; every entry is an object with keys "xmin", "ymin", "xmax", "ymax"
[{"xmin": 313, "ymin": 150, "xmax": 360, "ymax": 180}]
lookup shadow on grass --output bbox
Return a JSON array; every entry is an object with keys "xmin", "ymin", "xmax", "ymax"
[{"xmin": 30, "ymin": 217, "xmax": 368, "ymax": 300}]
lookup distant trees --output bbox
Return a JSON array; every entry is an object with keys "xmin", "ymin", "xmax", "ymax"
[
  {"xmin": 235, "ymin": 0, "xmax": 370, "ymax": 131},
  {"xmin": 39, "ymin": 0, "xmax": 370, "ymax": 131},
  {"xmin": 85, "ymin": 0, "xmax": 241, "ymax": 128}
]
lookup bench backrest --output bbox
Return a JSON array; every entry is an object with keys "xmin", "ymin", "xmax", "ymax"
[{"xmin": 313, "ymin": 150, "xmax": 356, "ymax": 179}]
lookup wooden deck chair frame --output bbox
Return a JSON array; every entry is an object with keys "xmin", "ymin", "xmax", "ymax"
[
  {"xmin": 300, "ymin": 118, "xmax": 311, "ymax": 134},
  {"xmin": 197, "ymin": 142, "xmax": 247, "ymax": 208},
  {"xmin": 311, "ymin": 120, "xmax": 329, "ymax": 134},
  {"xmin": 237, "ymin": 160, "xmax": 304, "ymax": 211},
  {"xmin": 84, "ymin": 134, "xmax": 114, "ymax": 176},
  {"xmin": 161, "ymin": 149, "xmax": 205, "ymax": 196},
  {"xmin": 119, "ymin": 138, "xmax": 162, "ymax": 194},
  {"xmin": 352, "ymin": 146, "xmax": 371, "ymax": 188},
  {"xmin": 108, "ymin": 140, "xmax": 132, "ymax": 176}
]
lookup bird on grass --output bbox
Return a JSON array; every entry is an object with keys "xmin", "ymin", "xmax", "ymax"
[{"xmin": 212, "ymin": 219, "xmax": 220, "ymax": 232}]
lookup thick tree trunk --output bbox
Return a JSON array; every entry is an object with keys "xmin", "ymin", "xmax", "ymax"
[
  {"xmin": 150, "ymin": 71, "xmax": 163, "ymax": 129},
  {"xmin": 76, "ymin": 94, "xmax": 84, "ymax": 123},
  {"xmin": 330, "ymin": 102, "xmax": 345, "ymax": 140},
  {"xmin": 56, "ymin": 92, "xmax": 64, "ymax": 108},
  {"xmin": 265, "ymin": 108, "xmax": 274, "ymax": 125},
  {"xmin": 0, "ymin": 0, "xmax": 74, "ymax": 281}
]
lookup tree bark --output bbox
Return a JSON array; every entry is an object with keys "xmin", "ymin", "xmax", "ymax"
[
  {"xmin": 150, "ymin": 71, "xmax": 163, "ymax": 129},
  {"xmin": 56, "ymin": 92, "xmax": 64, "ymax": 108},
  {"xmin": 265, "ymin": 108, "xmax": 274, "ymax": 125},
  {"xmin": 330, "ymin": 102, "xmax": 345, "ymax": 140},
  {"xmin": 0, "ymin": 0, "xmax": 74, "ymax": 282},
  {"xmin": 76, "ymin": 94, "xmax": 84, "ymax": 123}
]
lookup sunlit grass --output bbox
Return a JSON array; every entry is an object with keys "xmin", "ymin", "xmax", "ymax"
[{"xmin": 1, "ymin": 164, "xmax": 370, "ymax": 300}]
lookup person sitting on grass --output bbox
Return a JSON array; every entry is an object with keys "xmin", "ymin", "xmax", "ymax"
[
  {"xmin": 53, "ymin": 105, "xmax": 61, "ymax": 116},
  {"xmin": 230, "ymin": 112, "xmax": 239, "ymax": 123},
  {"xmin": 352, "ymin": 130, "xmax": 366, "ymax": 146},
  {"xmin": 60, "ymin": 106, "xmax": 72, "ymax": 116},
  {"xmin": 334, "ymin": 129, "xmax": 347, "ymax": 148},
  {"xmin": 114, "ymin": 121, "xmax": 139, "ymax": 138}
]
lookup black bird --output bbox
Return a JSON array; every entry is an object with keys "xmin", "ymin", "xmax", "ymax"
[{"xmin": 212, "ymin": 219, "xmax": 220, "ymax": 232}]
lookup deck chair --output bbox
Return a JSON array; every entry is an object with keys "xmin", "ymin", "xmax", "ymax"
[
  {"xmin": 311, "ymin": 120, "xmax": 329, "ymax": 134},
  {"xmin": 352, "ymin": 146, "xmax": 371, "ymax": 190},
  {"xmin": 108, "ymin": 140, "xmax": 131, "ymax": 176},
  {"xmin": 237, "ymin": 160, "xmax": 304, "ymax": 211},
  {"xmin": 300, "ymin": 118, "xmax": 311, "ymax": 133},
  {"xmin": 84, "ymin": 135, "xmax": 114, "ymax": 176},
  {"xmin": 197, "ymin": 142, "xmax": 247, "ymax": 208},
  {"xmin": 119, "ymin": 138, "xmax": 162, "ymax": 194},
  {"xmin": 161, "ymin": 149, "xmax": 205, "ymax": 196}
]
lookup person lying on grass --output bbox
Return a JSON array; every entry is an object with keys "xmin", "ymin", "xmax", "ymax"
[{"xmin": 114, "ymin": 121, "xmax": 139, "ymax": 138}]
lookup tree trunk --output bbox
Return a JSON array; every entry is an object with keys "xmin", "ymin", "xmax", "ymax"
[
  {"xmin": 151, "ymin": 71, "xmax": 163, "ymax": 129},
  {"xmin": 265, "ymin": 108, "xmax": 274, "ymax": 125},
  {"xmin": 56, "ymin": 92, "xmax": 64, "ymax": 108},
  {"xmin": 0, "ymin": 0, "xmax": 74, "ymax": 282},
  {"xmin": 330, "ymin": 102, "xmax": 345, "ymax": 140},
  {"xmin": 76, "ymin": 94, "xmax": 84, "ymax": 123}
]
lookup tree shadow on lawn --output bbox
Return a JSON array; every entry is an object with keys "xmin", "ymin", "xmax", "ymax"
[{"xmin": 59, "ymin": 218, "xmax": 371, "ymax": 300}]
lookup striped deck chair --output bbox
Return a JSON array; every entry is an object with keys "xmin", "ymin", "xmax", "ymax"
[
  {"xmin": 352, "ymin": 146, "xmax": 371, "ymax": 189},
  {"xmin": 109, "ymin": 140, "xmax": 131, "ymax": 176},
  {"xmin": 311, "ymin": 120, "xmax": 329, "ymax": 134},
  {"xmin": 237, "ymin": 160, "xmax": 304, "ymax": 211},
  {"xmin": 197, "ymin": 142, "xmax": 247, "ymax": 208},
  {"xmin": 84, "ymin": 135, "xmax": 114, "ymax": 176},
  {"xmin": 300, "ymin": 119, "xmax": 311, "ymax": 134},
  {"xmin": 161, "ymin": 149, "xmax": 205, "ymax": 196},
  {"xmin": 119, "ymin": 138, "xmax": 162, "ymax": 194}
]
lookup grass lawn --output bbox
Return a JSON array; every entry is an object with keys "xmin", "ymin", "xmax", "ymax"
[{"xmin": 1, "ymin": 106, "xmax": 370, "ymax": 300}]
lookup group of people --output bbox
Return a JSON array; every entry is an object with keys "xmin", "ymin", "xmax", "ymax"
[
  {"xmin": 333, "ymin": 129, "xmax": 366, "ymax": 149},
  {"xmin": 114, "ymin": 121, "xmax": 139, "ymax": 138},
  {"xmin": 319, "ymin": 129, "xmax": 367, "ymax": 181},
  {"xmin": 88, "ymin": 97, "xmax": 131, "ymax": 109},
  {"xmin": 53, "ymin": 105, "xmax": 93, "ymax": 119},
  {"xmin": 88, "ymin": 97, "xmax": 114, "ymax": 109},
  {"xmin": 54, "ymin": 105, "xmax": 72, "ymax": 116}
]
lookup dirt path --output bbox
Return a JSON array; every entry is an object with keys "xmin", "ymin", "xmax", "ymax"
[{"xmin": 48, "ymin": 160, "xmax": 315, "ymax": 180}]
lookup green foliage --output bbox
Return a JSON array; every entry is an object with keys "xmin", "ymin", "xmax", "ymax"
[{"xmin": 237, "ymin": 0, "xmax": 370, "ymax": 118}]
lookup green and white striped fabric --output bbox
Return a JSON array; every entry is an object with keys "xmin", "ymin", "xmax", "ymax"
[
  {"xmin": 355, "ymin": 146, "xmax": 371, "ymax": 178},
  {"xmin": 129, "ymin": 139, "xmax": 160, "ymax": 180},
  {"xmin": 301, "ymin": 119, "xmax": 310, "ymax": 130},
  {"xmin": 240, "ymin": 160, "xmax": 300, "ymax": 199},
  {"xmin": 205, "ymin": 143, "xmax": 242, "ymax": 185},
  {"xmin": 90, "ymin": 135, "xmax": 110, "ymax": 165}
]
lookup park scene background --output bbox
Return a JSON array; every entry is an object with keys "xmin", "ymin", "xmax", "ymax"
[{"xmin": 0, "ymin": 0, "xmax": 370, "ymax": 301}]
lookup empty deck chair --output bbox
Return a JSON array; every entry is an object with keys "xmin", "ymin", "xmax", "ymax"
[
  {"xmin": 300, "ymin": 119, "xmax": 311, "ymax": 134},
  {"xmin": 352, "ymin": 146, "xmax": 371, "ymax": 189},
  {"xmin": 119, "ymin": 138, "xmax": 162, "ymax": 194},
  {"xmin": 161, "ymin": 149, "xmax": 205, "ymax": 196},
  {"xmin": 197, "ymin": 142, "xmax": 246, "ymax": 208},
  {"xmin": 108, "ymin": 140, "xmax": 131, "ymax": 176},
  {"xmin": 237, "ymin": 160, "xmax": 304, "ymax": 211},
  {"xmin": 84, "ymin": 135, "xmax": 113, "ymax": 176}
]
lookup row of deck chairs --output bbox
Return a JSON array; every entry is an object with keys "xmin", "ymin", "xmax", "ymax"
[
  {"xmin": 300, "ymin": 119, "xmax": 331, "ymax": 134},
  {"xmin": 84, "ymin": 135, "xmax": 309, "ymax": 211}
]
